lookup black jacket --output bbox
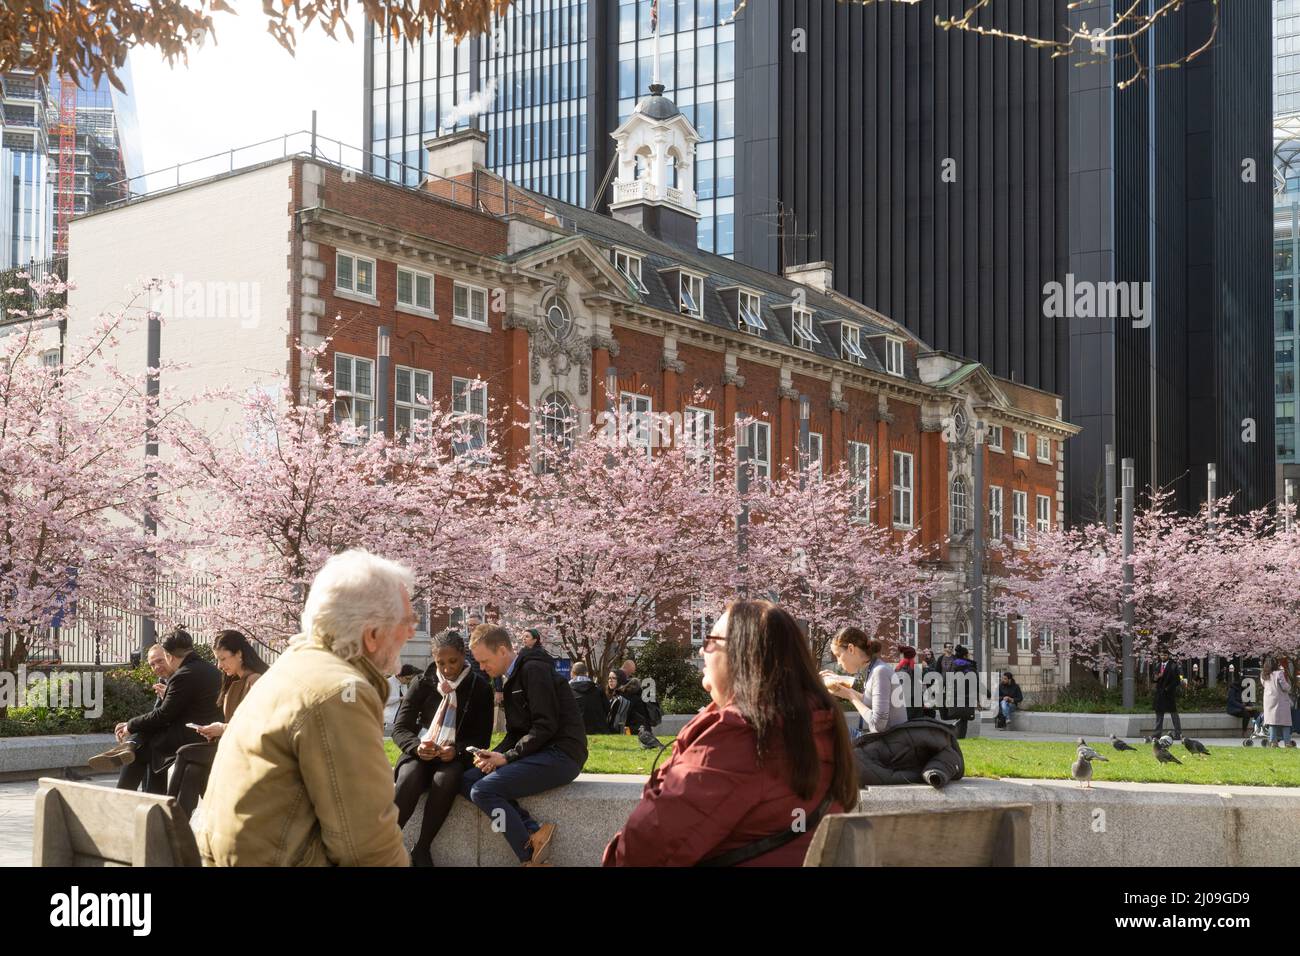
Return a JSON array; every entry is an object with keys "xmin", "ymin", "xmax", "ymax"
[
  {"xmin": 392, "ymin": 663, "xmax": 493, "ymax": 770},
  {"xmin": 498, "ymin": 646, "xmax": 588, "ymax": 767},
  {"xmin": 569, "ymin": 677, "xmax": 611, "ymax": 735},
  {"xmin": 126, "ymin": 653, "xmax": 224, "ymax": 770},
  {"xmin": 1152, "ymin": 659, "xmax": 1181, "ymax": 711},
  {"xmin": 618, "ymin": 685, "xmax": 652, "ymax": 734},
  {"xmin": 852, "ymin": 717, "xmax": 966, "ymax": 788},
  {"xmin": 939, "ymin": 654, "xmax": 979, "ymax": 720}
]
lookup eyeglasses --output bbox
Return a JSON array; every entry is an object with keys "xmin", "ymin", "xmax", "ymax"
[{"xmin": 702, "ymin": 635, "xmax": 727, "ymax": 653}]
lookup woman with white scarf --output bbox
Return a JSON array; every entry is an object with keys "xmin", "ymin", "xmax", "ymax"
[{"xmin": 391, "ymin": 630, "xmax": 495, "ymax": 866}]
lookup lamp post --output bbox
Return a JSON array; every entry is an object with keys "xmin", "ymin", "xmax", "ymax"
[
  {"xmin": 1206, "ymin": 462, "xmax": 1218, "ymax": 688},
  {"xmin": 1104, "ymin": 444, "xmax": 1116, "ymax": 687},
  {"xmin": 140, "ymin": 311, "xmax": 161, "ymax": 654},
  {"xmin": 1121, "ymin": 457, "xmax": 1135, "ymax": 709},
  {"xmin": 971, "ymin": 421, "xmax": 986, "ymax": 674},
  {"xmin": 375, "ymin": 325, "xmax": 391, "ymax": 438},
  {"xmin": 1287, "ymin": 478, "xmax": 1297, "ymax": 533},
  {"xmin": 736, "ymin": 418, "xmax": 751, "ymax": 596},
  {"xmin": 798, "ymin": 394, "xmax": 810, "ymax": 490}
]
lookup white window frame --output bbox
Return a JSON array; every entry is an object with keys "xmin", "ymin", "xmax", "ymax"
[
  {"xmin": 1016, "ymin": 618, "xmax": 1031, "ymax": 652},
  {"xmin": 620, "ymin": 391, "xmax": 653, "ymax": 457},
  {"xmin": 989, "ymin": 485, "xmax": 1004, "ymax": 541},
  {"xmin": 335, "ymin": 250, "xmax": 377, "ymax": 300},
  {"xmin": 737, "ymin": 290, "xmax": 766, "ymax": 332},
  {"xmin": 683, "ymin": 405, "xmax": 715, "ymax": 480},
  {"xmin": 987, "ymin": 424, "xmax": 1004, "ymax": 452},
  {"xmin": 792, "ymin": 307, "xmax": 821, "ymax": 349},
  {"xmin": 892, "ymin": 450, "xmax": 914, "ymax": 529},
  {"xmin": 1036, "ymin": 435, "xmax": 1052, "ymax": 463},
  {"xmin": 452, "ymin": 281, "xmax": 489, "ymax": 330},
  {"xmin": 333, "ymin": 352, "xmax": 374, "ymax": 439},
  {"xmin": 737, "ymin": 418, "xmax": 771, "ymax": 487},
  {"xmin": 679, "ymin": 272, "xmax": 704, "ymax": 318},
  {"xmin": 41, "ymin": 349, "xmax": 60, "ymax": 369},
  {"xmin": 848, "ymin": 441, "xmax": 871, "ymax": 519},
  {"xmin": 394, "ymin": 365, "xmax": 432, "ymax": 439},
  {"xmin": 950, "ymin": 475, "xmax": 970, "ymax": 534},
  {"xmin": 899, "ymin": 595, "xmax": 919, "ymax": 647},
  {"xmin": 885, "ymin": 337, "xmax": 905, "ymax": 376},
  {"xmin": 1038, "ymin": 626, "xmax": 1054, "ymax": 654},
  {"xmin": 1013, "ymin": 429, "xmax": 1028, "ymax": 458},
  {"xmin": 991, "ymin": 618, "xmax": 1008, "ymax": 652},
  {"xmin": 1036, "ymin": 494, "xmax": 1052, "ymax": 534},
  {"xmin": 614, "ymin": 250, "xmax": 647, "ymax": 292},
  {"xmin": 536, "ymin": 391, "xmax": 575, "ymax": 470},
  {"xmin": 841, "ymin": 324, "xmax": 868, "ymax": 365},
  {"xmin": 805, "ymin": 431, "xmax": 823, "ymax": 479},
  {"xmin": 1012, "ymin": 490, "xmax": 1028, "ymax": 544},
  {"xmin": 396, "ymin": 266, "xmax": 435, "ymax": 315},
  {"xmin": 451, "ymin": 376, "xmax": 488, "ymax": 461}
]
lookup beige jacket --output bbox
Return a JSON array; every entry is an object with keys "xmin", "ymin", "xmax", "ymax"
[{"xmin": 197, "ymin": 637, "xmax": 409, "ymax": 867}]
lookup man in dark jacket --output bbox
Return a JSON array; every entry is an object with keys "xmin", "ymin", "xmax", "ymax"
[
  {"xmin": 995, "ymin": 671, "xmax": 1024, "ymax": 730},
  {"xmin": 1151, "ymin": 648, "xmax": 1182, "ymax": 740},
  {"xmin": 89, "ymin": 628, "xmax": 223, "ymax": 793},
  {"xmin": 569, "ymin": 661, "xmax": 610, "ymax": 735},
  {"xmin": 392, "ymin": 630, "xmax": 494, "ymax": 866},
  {"xmin": 463, "ymin": 624, "xmax": 588, "ymax": 865},
  {"xmin": 852, "ymin": 717, "xmax": 965, "ymax": 789},
  {"xmin": 939, "ymin": 644, "xmax": 979, "ymax": 739}
]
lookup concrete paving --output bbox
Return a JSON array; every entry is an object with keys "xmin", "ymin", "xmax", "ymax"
[{"xmin": 0, "ymin": 772, "xmax": 117, "ymax": 867}]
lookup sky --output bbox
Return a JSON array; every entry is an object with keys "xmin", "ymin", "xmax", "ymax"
[{"xmin": 124, "ymin": 0, "xmax": 366, "ymax": 185}]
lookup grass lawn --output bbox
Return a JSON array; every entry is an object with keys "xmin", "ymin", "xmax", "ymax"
[
  {"xmin": 959, "ymin": 738, "xmax": 1300, "ymax": 788},
  {"xmin": 384, "ymin": 735, "xmax": 1300, "ymax": 787},
  {"xmin": 384, "ymin": 732, "xmax": 677, "ymax": 776}
]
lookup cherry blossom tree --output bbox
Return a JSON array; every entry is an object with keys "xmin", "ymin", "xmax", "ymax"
[
  {"xmin": 165, "ymin": 346, "xmax": 499, "ymax": 649},
  {"xmin": 481, "ymin": 412, "xmax": 735, "ymax": 682},
  {"xmin": 0, "ymin": 274, "xmax": 187, "ymax": 680},
  {"xmin": 742, "ymin": 463, "xmax": 937, "ymax": 665}
]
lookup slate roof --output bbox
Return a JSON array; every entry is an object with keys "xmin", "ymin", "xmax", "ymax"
[{"xmin": 506, "ymin": 191, "xmax": 919, "ymax": 382}]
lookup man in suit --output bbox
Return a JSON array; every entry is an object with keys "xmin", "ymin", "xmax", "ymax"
[
  {"xmin": 88, "ymin": 627, "xmax": 223, "ymax": 793},
  {"xmin": 1152, "ymin": 647, "xmax": 1182, "ymax": 740}
]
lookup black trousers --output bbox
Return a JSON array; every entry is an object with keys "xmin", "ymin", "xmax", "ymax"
[
  {"xmin": 394, "ymin": 756, "xmax": 467, "ymax": 857},
  {"xmin": 168, "ymin": 741, "xmax": 218, "ymax": 819},
  {"xmin": 116, "ymin": 734, "xmax": 168, "ymax": 794},
  {"xmin": 1153, "ymin": 707, "xmax": 1182, "ymax": 736}
]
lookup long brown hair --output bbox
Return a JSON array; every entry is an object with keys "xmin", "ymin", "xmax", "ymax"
[
  {"xmin": 214, "ymin": 629, "xmax": 269, "ymax": 705},
  {"xmin": 723, "ymin": 600, "xmax": 858, "ymax": 810}
]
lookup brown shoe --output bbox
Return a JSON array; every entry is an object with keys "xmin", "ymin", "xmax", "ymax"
[
  {"xmin": 527, "ymin": 823, "xmax": 557, "ymax": 865},
  {"xmin": 87, "ymin": 741, "xmax": 136, "ymax": 772}
]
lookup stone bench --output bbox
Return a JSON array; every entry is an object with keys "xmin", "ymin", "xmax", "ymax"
[
  {"xmin": 0, "ymin": 734, "xmax": 117, "ymax": 780},
  {"xmin": 993, "ymin": 711, "xmax": 1243, "ymax": 738},
  {"xmin": 404, "ymin": 773, "xmax": 1300, "ymax": 866}
]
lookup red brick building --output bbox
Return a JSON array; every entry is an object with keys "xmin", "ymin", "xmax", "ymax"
[{"xmin": 68, "ymin": 87, "xmax": 1078, "ymax": 690}]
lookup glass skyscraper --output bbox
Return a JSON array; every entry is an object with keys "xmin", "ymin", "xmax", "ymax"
[{"xmin": 1276, "ymin": 4, "xmax": 1300, "ymax": 472}]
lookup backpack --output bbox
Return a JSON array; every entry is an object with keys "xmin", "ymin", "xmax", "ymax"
[
  {"xmin": 608, "ymin": 694, "xmax": 631, "ymax": 732},
  {"xmin": 645, "ymin": 699, "xmax": 663, "ymax": 728}
]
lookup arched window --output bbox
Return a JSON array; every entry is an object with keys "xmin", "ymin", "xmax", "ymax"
[
  {"xmin": 954, "ymin": 613, "xmax": 971, "ymax": 647},
  {"xmin": 536, "ymin": 392, "xmax": 574, "ymax": 472},
  {"xmin": 634, "ymin": 147, "xmax": 651, "ymax": 181},
  {"xmin": 666, "ymin": 149, "xmax": 680, "ymax": 189},
  {"xmin": 950, "ymin": 475, "xmax": 970, "ymax": 534},
  {"xmin": 544, "ymin": 298, "xmax": 572, "ymax": 340}
]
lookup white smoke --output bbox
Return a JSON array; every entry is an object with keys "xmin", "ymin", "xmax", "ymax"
[{"xmin": 440, "ymin": 78, "xmax": 499, "ymax": 131}]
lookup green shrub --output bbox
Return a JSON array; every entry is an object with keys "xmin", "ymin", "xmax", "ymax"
[
  {"xmin": 631, "ymin": 635, "xmax": 710, "ymax": 709},
  {"xmin": 0, "ymin": 665, "xmax": 160, "ymax": 736}
]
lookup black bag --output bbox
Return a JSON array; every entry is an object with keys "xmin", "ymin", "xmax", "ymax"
[
  {"xmin": 645, "ymin": 699, "xmax": 663, "ymax": 728},
  {"xmin": 695, "ymin": 793, "xmax": 834, "ymax": 867}
]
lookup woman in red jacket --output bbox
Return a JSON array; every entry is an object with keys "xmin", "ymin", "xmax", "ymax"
[{"xmin": 601, "ymin": 599, "xmax": 858, "ymax": 866}]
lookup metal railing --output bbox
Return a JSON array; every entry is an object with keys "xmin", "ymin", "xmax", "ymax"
[{"xmin": 101, "ymin": 121, "xmax": 567, "ymax": 226}]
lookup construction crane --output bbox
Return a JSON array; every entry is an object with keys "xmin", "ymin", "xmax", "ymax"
[{"xmin": 53, "ymin": 73, "xmax": 76, "ymax": 256}]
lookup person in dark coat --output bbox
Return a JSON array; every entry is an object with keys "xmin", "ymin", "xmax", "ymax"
[
  {"xmin": 462, "ymin": 624, "xmax": 588, "ymax": 864},
  {"xmin": 616, "ymin": 678, "xmax": 652, "ymax": 734},
  {"xmin": 89, "ymin": 628, "xmax": 223, "ymax": 792},
  {"xmin": 393, "ymin": 630, "xmax": 493, "ymax": 866},
  {"xmin": 918, "ymin": 647, "xmax": 940, "ymax": 718},
  {"xmin": 569, "ymin": 661, "xmax": 610, "ymax": 735},
  {"xmin": 852, "ymin": 717, "xmax": 965, "ymax": 788},
  {"xmin": 895, "ymin": 646, "xmax": 919, "ymax": 719},
  {"xmin": 995, "ymin": 671, "xmax": 1024, "ymax": 730},
  {"xmin": 939, "ymin": 644, "xmax": 979, "ymax": 739},
  {"xmin": 1151, "ymin": 647, "xmax": 1182, "ymax": 740},
  {"xmin": 1226, "ymin": 673, "xmax": 1260, "ymax": 736}
]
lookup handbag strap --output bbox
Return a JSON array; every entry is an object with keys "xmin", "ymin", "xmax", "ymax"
[{"xmin": 696, "ymin": 791, "xmax": 834, "ymax": 868}]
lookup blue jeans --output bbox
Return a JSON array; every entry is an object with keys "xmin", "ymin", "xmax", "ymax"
[
  {"xmin": 1268, "ymin": 725, "xmax": 1293, "ymax": 744},
  {"xmin": 1000, "ymin": 700, "xmax": 1016, "ymax": 722},
  {"xmin": 459, "ymin": 746, "xmax": 581, "ymax": 862}
]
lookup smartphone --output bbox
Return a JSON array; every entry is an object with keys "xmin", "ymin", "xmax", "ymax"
[
  {"xmin": 464, "ymin": 746, "xmax": 483, "ymax": 755},
  {"xmin": 186, "ymin": 723, "xmax": 203, "ymax": 731}
]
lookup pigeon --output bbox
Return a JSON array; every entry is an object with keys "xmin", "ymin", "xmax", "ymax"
[
  {"xmin": 1110, "ymin": 734, "xmax": 1137, "ymax": 752},
  {"xmin": 1071, "ymin": 744, "xmax": 1108, "ymax": 788},
  {"xmin": 1183, "ymin": 737, "xmax": 1211, "ymax": 757},
  {"xmin": 1158, "ymin": 735, "xmax": 1174, "ymax": 748},
  {"xmin": 61, "ymin": 766, "xmax": 90, "ymax": 782},
  {"xmin": 1142, "ymin": 736, "xmax": 1152, "ymax": 745},
  {"xmin": 1153, "ymin": 741, "xmax": 1182, "ymax": 765},
  {"xmin": 637, "ymin": 725, "xmax": 665, "ymax": 751}
]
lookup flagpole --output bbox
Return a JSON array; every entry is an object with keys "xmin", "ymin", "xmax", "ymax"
[{"xmin": 651, "ymin": 0, "xmax": 660, "ymax": 86}]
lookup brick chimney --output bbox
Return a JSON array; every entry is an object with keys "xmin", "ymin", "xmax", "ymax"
[{"xmin": 423, "ymin": 128, "xmax": 487, "ymax": 180}]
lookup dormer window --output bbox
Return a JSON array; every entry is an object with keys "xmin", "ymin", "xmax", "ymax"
[
  {"xmin": 885, "ymin": 337, "xmax": 905, "ymax": 376},
  {"xmin": 679, "ymin": 272, "xmax": 704, "ymax": 317},
  {"xmin": 614, "ymin": 250, "xmax": 647, "ymax": 292},
  {"xmin": 792, "ymin": 308, "xmax": 821, "ymax": 350},
  {"xmin": 841, "ymin": 325, "xmax": 868, "ymax": 365},
  {"xmin": 737, "ymin": 290, "xmax": 766, "ymax": 332}
]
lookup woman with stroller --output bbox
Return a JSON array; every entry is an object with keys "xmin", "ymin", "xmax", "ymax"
[{"xmin": 1261, "ymin": 656, "xmax": 1295, "ymax": 748}]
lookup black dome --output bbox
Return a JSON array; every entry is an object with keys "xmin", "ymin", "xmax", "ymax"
[{"xmin": 638, "ymin": 83, "xmax": 680, "ymax": 120}]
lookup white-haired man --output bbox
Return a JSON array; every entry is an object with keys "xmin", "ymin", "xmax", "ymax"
[{"xmin": 197, "ymin": 550, "xmax": 417, "ymax": 866}]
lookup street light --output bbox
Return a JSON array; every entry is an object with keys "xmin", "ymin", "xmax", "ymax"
[
  {"xmin": 736, "ymin": 417, "xmax": 751, "ymax": 595},
  {"xmin": 1121, "ymin": 456, "xmax": 1135, "ymax": 709},
  {"xmin": 1206, "ymin": 461, "xmax": 1218, "ymax": 688},
  {"xmin": 798, "ymin": 393, "xmax": 810, "ymax": 490}
]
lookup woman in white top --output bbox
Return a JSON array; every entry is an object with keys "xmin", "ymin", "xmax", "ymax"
[{"xmin": 821, "ymin": 627, "xmax": 910, "ymax": 737}]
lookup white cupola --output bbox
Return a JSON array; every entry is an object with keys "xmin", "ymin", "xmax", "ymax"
[{"xmin": 608, "ymin": 82, "xmax": 701, "ymax": 248}]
